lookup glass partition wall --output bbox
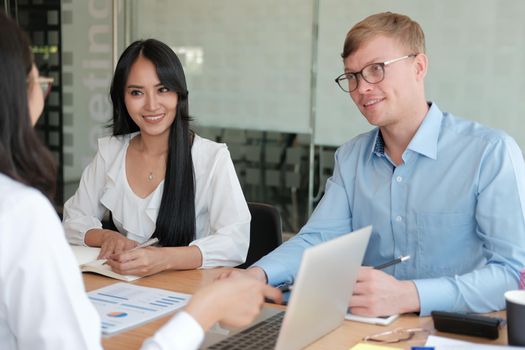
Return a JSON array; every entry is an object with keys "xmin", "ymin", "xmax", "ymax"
[
  {"xmin": 2, "ymin": 0, "xmax": 64, "ymax": 204},
  {"xmin": 126, "ymin": 0, "xmax": 320, "ymax": 233},
  {"xmin": 61, "ymin": 0, "xmax": 525, "ymax": 234}
]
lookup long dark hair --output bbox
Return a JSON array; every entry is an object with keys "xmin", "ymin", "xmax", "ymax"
[
  {"xmin": 109, "ymin": 39, "xmax": 195, "ymax": 247},
  {"xmin": 0, "ymin": 11, "xmax": 56, "ymax": 200}
]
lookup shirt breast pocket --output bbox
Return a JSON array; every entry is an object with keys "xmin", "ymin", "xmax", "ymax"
[{"xmin": 416, "ymin": 212, "xmax": 478, "ymax": 277}]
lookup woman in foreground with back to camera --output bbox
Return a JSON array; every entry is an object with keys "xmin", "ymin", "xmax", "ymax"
[
  {"xmin": 0, "ymin": 11, "xmax": 280, "ymax": 350},
  {"xmin": 63, "ymin": 38, "xmax": 250, "ymax": 275}
]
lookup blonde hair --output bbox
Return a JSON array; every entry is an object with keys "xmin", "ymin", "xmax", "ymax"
[{"xmin": 341, "ymin": 12, "xmax": 425, "ymax": 59}]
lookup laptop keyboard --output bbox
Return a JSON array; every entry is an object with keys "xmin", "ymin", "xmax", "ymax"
[{"xmin": 206, "ymin": 311, "xmax": 285, "ymax": 350}]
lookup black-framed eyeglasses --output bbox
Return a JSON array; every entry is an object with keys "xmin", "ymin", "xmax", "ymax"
[{"xmin": 335, "ymin": 53, "xmax": 417, "ymax": 93}]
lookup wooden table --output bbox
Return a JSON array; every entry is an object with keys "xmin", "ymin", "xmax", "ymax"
[{"xmin": 84, "ymin": 269, "xmax": 508, "ymax": 350}]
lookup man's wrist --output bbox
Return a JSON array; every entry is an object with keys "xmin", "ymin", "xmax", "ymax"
[
  {"xmin": 399, "ymin": 280, "xmax": 421, "ymax": 314},
  {"xmin": 248, "ymin": 266, "xmax": 268, "ymax": 283}
]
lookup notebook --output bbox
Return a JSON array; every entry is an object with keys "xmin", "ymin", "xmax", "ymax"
[
  {"xmin": 200, "ymin": 225, "xmax": 372, "ymax": 350},
  {"xmin": 70, "ymin": 245, "xmax": 141, "ymax": 282}
]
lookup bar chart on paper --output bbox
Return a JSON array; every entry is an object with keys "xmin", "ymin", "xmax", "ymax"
[{"xmin": 88, "ymin": 282, "xmax": 191, "ymax": 335}]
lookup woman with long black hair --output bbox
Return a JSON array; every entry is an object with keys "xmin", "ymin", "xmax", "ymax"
[{"xmin": 63, "ymin": 39, "xmax": 250, "ymax": 275}]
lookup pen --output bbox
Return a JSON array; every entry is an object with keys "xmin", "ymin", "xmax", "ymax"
[
  {"xmin": 373, "ymin": 255, "xmax": 410, "ymax": 270},
  {"xmin": 101, "ymin": 237, "xmax": 159, "ymax": 265},
  {"xmin": 133, "ymin": 237, "xmax": 160, "ymax": 250}
]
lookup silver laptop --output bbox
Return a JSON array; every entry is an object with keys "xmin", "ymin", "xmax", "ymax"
[{"xmin": 201, "ymin": 225, "xmax": 372, "ymax": 350}]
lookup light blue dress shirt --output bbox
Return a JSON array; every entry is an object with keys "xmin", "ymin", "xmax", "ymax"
[{"xmin": 255, "ymin": 103, "xmax": 525, "ymax": 316}]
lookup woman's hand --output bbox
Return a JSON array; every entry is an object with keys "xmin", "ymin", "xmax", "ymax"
[
  {"xmin": 84, "ymin": 228, "xmax": 139, "ymax": 259},
  {"xmin": 185, "ymin": 271, "xmax": 282, "ymax": 331},
  {"xmin": 106, "ymin": 246, "xmax": 169, "ymax": 276},
  {"xmin": 99, "ymin": 230, "xmax": 139, "ymax": 259}
]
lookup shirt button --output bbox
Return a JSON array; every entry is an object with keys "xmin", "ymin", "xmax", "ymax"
[
  {"xmin": 396, "ymin": 176, "xmax": 403, "ymax": 182},
  {"xmin": 395, "ymin": 216, "xmax": 402, "ymax": 222}
]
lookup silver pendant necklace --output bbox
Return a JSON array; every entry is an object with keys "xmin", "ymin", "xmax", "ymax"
[{"xmin": 148, "ymin": 172, "xmax": 153, "ymax": 181}]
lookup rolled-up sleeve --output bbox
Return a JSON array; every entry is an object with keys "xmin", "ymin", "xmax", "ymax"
[{"xmin": 254, "ymin": 147, "xmax": 353, "ymax": 286}]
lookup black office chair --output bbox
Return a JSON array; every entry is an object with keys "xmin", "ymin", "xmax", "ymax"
[{"xmin": 237, "ymin": 202, "xmax": 283, "ymax": 269}]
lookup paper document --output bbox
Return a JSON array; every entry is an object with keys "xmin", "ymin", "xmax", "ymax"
[
  {"xmin": 345, "ymin": 311, "xmax": 399, "ymax": 325},
  {"xmin": 426, "ymin": 335, "xmax": 525, "ymax": 349},
  {"xmin": 88, "ymin": 282, "xmax": 190, "ymax": 335}
]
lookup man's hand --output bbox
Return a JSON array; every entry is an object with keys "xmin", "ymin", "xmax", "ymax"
[
  {"xmin": 349, "ymin": 267, "xmax": 420, "ymax": 316},
  {"xmin": 186, "ymin": 271, "xmax": 282, "ymax": 331},
  {"xmin": 217, "ymin": 266, "xmax": 268, "ymax": 283}
]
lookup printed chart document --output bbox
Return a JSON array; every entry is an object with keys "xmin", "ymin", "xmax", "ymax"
[
  {"xmin": 70, "ymin": 245, "xmax": 141, "ymax": 282},
  {"xmin": 88, "ymin": 282, "xmax": 191, "ymax": 335}
]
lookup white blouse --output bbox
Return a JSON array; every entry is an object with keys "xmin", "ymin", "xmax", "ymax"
[
  {"xmin": 0, "ymin": 174, "xmax": 102, "ymax": 350},
  {"xmin": 0, "ymin": 174, "xmax": 212, "ymax": 350},
  {"xmin": 63, "ymin": 133, "xmax": 250, "ymax": 267},
  {"xmin": 141, "ymin": 311, "xmax": 204, "ymax": 350}
]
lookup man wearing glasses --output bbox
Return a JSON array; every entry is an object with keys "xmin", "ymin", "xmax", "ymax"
[{"xmin": 242, "ymin": 12, "xmax": 525, "ymax": 317}]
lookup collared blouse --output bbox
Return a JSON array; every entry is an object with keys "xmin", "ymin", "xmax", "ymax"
[{"xmin": 63, "ymin": 133, "xmax": 250, "ymax": 268}]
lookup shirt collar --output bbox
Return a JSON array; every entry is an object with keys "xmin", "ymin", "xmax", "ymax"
[
  {"xmin": 406, "ymin": 102, "xmax": 442, "ymax": 160},
  {"xmin": 369, "ymin": 102, "xmax": 443, "ymax": 161},
  {"xmin": 372, "ymin": 129, "xmax": 385, "ymax": 157}
]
